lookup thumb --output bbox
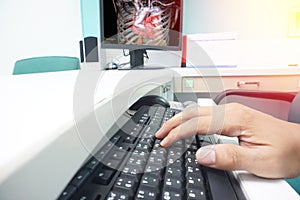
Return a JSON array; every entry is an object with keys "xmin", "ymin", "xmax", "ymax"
[{"xmin": 196, "ymin": 144, "xmax": 252, "ymax": 171}]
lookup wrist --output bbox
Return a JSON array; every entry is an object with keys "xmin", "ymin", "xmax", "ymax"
[{"xmin": 288, "ymin": 122, "xmax": 300, "ymax": 177}]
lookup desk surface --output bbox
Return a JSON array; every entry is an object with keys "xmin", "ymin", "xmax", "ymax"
[
  {"xmin": 0, "ymin": 69, "xmax": 173, "ymax": 199},
  {"xmin": 0, "ymin": 71, "xmax": 77, "ymax": 182},
  {"xmin": 0, "ymin": 69, "xmax": 298, "ymax": 200}
]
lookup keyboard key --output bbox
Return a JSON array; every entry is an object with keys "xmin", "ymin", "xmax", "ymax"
[
  {"xmin": 135, "ymin": 143, "xmax": 151, "ymax": 153},
  {"xmin": 107, "ymin": 190, "xmax": 131, "ymax": 200},
  {"xmin": 185, "ymin": 155, "xmax": 199, "ymax": 168},
  {"xmin": 128, "ymin": 157, "xmax": 145, "ymax": 167},
  {"xmin": 94, "ymin": 136, "xmax": 121, "ymax": 161},
  {"xmin": 132, "ymin": 152, "xmax": 148, "ymax": 163},
  {"xmin": 153, "ymin": 140, "xmax": 162, "ymax": 149},
  {"xmin": 186, "ymin": 166, "xmax": 203, "ymax": 179},
  {"xmin": 123, "ymin": 163, "xmax": 144, "ymax": 176},
  {"xmin": 92, "ymin": 168, "xmax": 115, "ymax": 185},
  {"xmin": 163, "ymin": 177, "xmax": 183, "ymax": 191},
  {"xmin": 165, "ymin": 166, "xmax": 184, "ymax": 181},
  {"xmin": 186, "ymin": 176, "xmax": 205, "ymax": 190},
  {"xmin": 186, "ymin": 143, "xmax": 198, "ymax": 151},
  {"xmin": 150, "ymin": 148, "xmax": 167, "ymax": 157},
  {"xmin": 75, "ymin": 190, "xmax": 101, "ymax": 200},
  {"xmin": 85, "ymin": 157, "xmax": 100, "ymax": 171},
  {"xmin": 103, "ymin": 158, "xmax": 122, "ymax": 169},
  {"xmin": 168, "ymin": 147, "xmax": 184, "ymax": 158},
  {"xmin": 167, "ymin": 157, "xmax": 183, "ymax": 169},
  {"xmin": 162, "ymin": 190, "xmax": 183, "ymax": 200},
  {"xmin": 187, "ymin": 188, "xmax": 206, "ymax": 200},
  {"xmin": 136, "ymin": 185, "xmax": 158, "ymax": 199},
  {"xmin": 144, "ymin": 170, "xmax": 163, "ymax": 181},
  {"xmin": 115, "ymin": 174, "xmax": 138, "ymax": 191},
  {"xmin": 58, "ymin": 185, "xmax": 76, "ymax": 200},
  {"xmin": 139, "ymin": 137, "xmax": 154, "ymax": 146},
  {"xmin": 111, "ymin": 185, "xmax": 135, "ymax": 199},
  {"xmin": 140, "ymin": 174, "xmax": 160, "ymax": 189},
  {"xmin": 145, "ymin": 163, "xmax": 164, "ymax": 175},
  {"xmin": 110, "ymin": 135, "xmax": 122, "ymax": 144},
  {"xmin": 123, "ymin": 135, "xmax": 137, "ymax": 144},
  {"xmin": 110, "ymin": 149, "xmax": 127, "ymax": 161},
  {"xmin": 71, "ymin": 169, "xmax": 90, "ymax": 188},
  {"xmin": 117, "ymin": 142, "xmax": 131, "ymax": 150},
  {"xmin": 148, "ymin": 155, "xmax": 166, "ymax": 166}
]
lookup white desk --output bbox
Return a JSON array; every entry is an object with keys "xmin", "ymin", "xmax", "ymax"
[
  {"xmin": 0, "ymin": 69, "xmax": 298, "ymax": 200},
  {"xmin": 0, "ymin": 69, "xmax": 172, "ymax": 200}
]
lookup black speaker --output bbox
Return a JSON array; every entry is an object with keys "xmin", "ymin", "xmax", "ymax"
[
  {"xmin": 84, "ymin": 37, "xmax": 99, "ymax": 62},
  {"xmin": 79, "ymin": 40, "xmax": 84, "ymax": 63}
]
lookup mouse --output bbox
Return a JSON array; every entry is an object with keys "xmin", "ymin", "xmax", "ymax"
[{"xmin": 129, "ymin": 95, "xmax": 170, "ymax": 111}]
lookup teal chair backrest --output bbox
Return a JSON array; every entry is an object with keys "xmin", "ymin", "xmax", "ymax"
[
  {"xmin": 286, "ymin": 92, "xmax": 300, "ymax": 195},
  {"xmin": 286, "ymin": 178, "xmax": 300, "ymax": 194},
  {"xmin": 13, "ymin": 56, "xmax": 80, "ymax": 75}
]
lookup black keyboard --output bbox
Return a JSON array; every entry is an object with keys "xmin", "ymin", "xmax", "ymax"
[{"xmin": 58, "ymin": 106, "xmax": 246, "ymax": 200}]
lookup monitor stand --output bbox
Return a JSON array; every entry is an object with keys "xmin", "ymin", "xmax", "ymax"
[
  {"xmin": 118, "ymin": 49, "xmax": 166, "ymax": 70},
  {"xmin": 130, "ymin": 49, "xmax": 146, "ymax": 68}
]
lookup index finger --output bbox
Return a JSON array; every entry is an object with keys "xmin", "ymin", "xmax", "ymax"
[{"xmin": 155, "ymin": 105, "xmax": 214, "ymax": 139}]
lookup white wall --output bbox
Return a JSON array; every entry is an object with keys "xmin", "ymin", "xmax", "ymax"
[
  {"xmin": 184, "ymin": 0, "xmax": 300, "ymax": 39},
  {"xmin": 0, "ymin": 0, "xmax": 82, "ymax": 76},
  {"xmin": 186, "ymin": 38, "xmax": 300, "ymax": 67},
  {"xmin": 183, "ymin": 0, "xmax": 300, "ymax": 68}
]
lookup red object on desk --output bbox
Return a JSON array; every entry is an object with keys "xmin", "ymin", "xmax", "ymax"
[{"xmin": 181, "ymin": 35, "xmax": 187, "ymax": 67}]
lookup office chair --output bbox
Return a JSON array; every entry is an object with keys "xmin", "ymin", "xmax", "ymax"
[
  {"xmin": 214, "ymin": 89, "xmax": 300, "ymax": 194},
  {"xmin": 13, "ymin": 56, "xmax": 80, "ymax": 75}
]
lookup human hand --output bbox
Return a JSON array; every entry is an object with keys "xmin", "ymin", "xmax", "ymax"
[{"xmin": 155, "ymin": 103, "xmax": 300, "ymax": 179}]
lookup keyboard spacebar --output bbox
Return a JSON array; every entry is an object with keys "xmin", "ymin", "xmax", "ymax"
[{"xmin": 205, "ymin": 167, "xmax": 238, "ymax": 200}]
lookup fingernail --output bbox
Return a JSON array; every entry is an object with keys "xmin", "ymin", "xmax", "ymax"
[
  {"xmin": 197, "ymin": 146, "xmax": 216, "ymax": 165},
  {"xmin": 155, "ymin": 127, "xmax": 163, "ymax": 137},
  {"xmin": 160, "ymin": 138, "xmax": 168, "ymax": 147}
]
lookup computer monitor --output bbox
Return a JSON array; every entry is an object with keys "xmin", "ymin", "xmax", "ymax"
[{"xmin": 99, "ymin": 0, "xmax": 183, "ymax": 69}]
